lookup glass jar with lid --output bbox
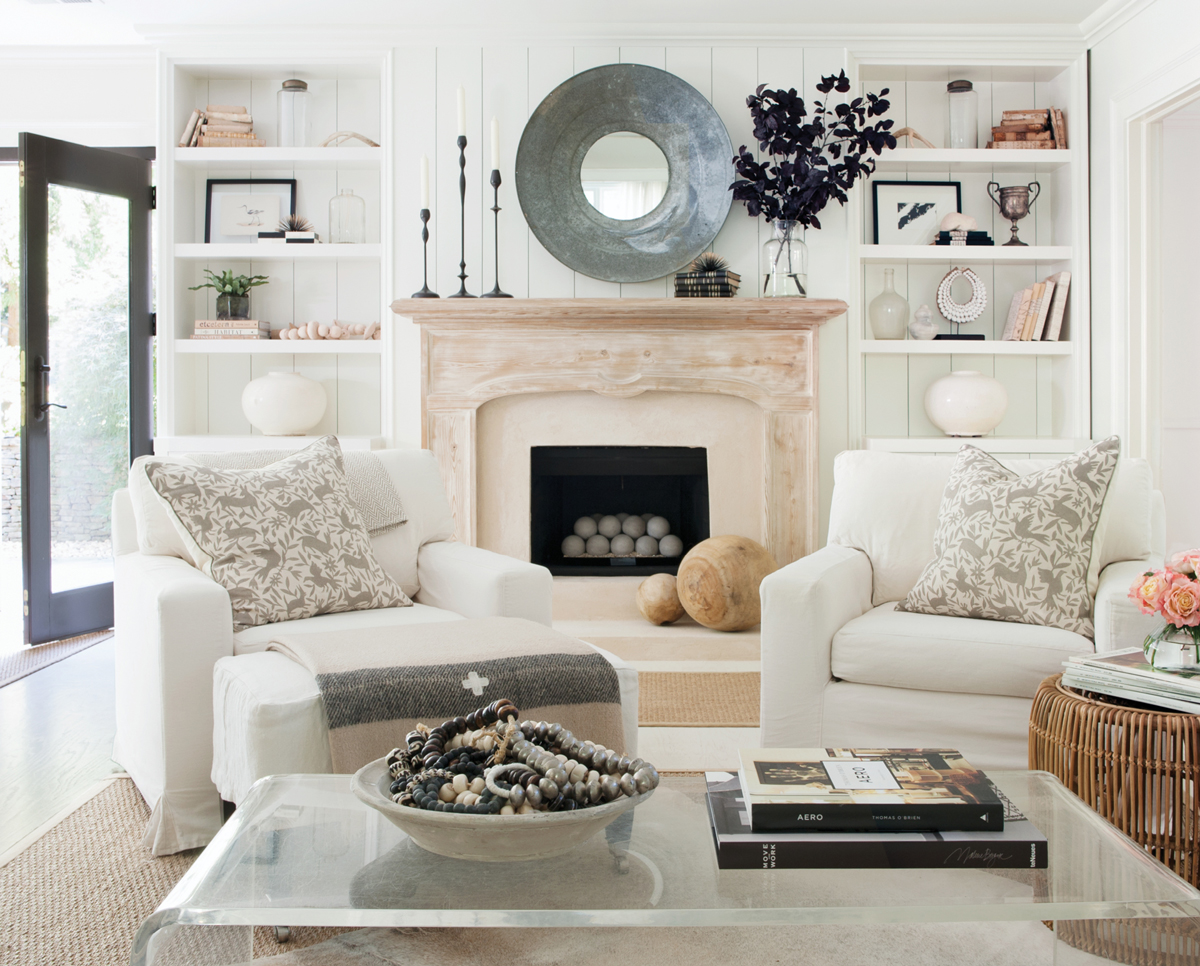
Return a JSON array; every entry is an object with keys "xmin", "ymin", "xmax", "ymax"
[
  {"xmin": 946, "ymin": 79, "xmax": 979, "ymax": 149},
  {"xmin": 277, "ymin": 79, "xmax": 309, "ymax": 147}
]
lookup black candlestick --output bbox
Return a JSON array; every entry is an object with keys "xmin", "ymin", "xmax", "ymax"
[
  {"xmin": 411, "ymin": 209, "xmax": 439, "ymax": 298},
  {"xmin": 449, "ymin": 135, "xmax": 475, "ymax": 298},
  {"xmin": 481, "ymin": 169, "xmax": 512, "ymax": 298}
]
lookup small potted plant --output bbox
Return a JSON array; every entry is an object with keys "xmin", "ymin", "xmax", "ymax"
[
  {"xmin": 189, "ymin": 269, "xmax": 270, "ymax": 320},
  {"xmin": 730, "ymin": 71, "xmax": 895, "ymax": 297}
]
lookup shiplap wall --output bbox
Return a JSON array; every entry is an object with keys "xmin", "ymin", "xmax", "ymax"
[{"xmin": 391, "ymin": 44, "xmax": 853, "ymax": 541}]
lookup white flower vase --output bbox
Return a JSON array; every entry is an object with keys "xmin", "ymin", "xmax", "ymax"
[
  {"xmin": 241, "ymin": 371, "xmax": 327, "ymax": 436},
  {"xmin": 923, "ymin": 370, "xmax": 1008, "ymax": 437}
]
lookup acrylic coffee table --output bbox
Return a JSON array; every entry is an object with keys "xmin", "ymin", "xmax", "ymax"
[{"xmin": 130, "ymin": 771, "xmax": 1200, "ymax": 966}]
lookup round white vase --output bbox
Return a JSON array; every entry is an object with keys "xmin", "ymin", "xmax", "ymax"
[
  {"xmin": 241, "ymin": 371, "xmax": 327, "ymax": 436},
  {"xmin": 924, "ymin": 370, "xmax": 1008, "ymax": 437}
]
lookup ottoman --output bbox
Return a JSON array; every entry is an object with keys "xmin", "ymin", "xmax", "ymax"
[{"xmin": 212, "ymin": 611, "xmax": 639, "ymax": 804}]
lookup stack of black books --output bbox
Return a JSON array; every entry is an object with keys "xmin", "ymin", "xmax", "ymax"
[
  {"xmin": 674, "ymin": 269, "xmax": 740, "ymax": 298},
  {"xmin": 935, "ymin": 230, "xmax": 994, "ymax": 246},
  {"xmin": 705, "ymin": 748, "xmax": 1047, "ymax": 869}
]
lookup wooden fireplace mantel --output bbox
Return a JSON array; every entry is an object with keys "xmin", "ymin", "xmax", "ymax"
[{"xmin": 390, "ymin": 297, "xmax": 848, "ymax": 565}]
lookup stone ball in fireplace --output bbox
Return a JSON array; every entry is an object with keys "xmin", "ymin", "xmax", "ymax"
[
  {"xmin": 659, "ymin": 535, "xmax": 684, "ymax": 557},
  {"xmin": 562, "ymin": 535, "xmax": 586, "ymax": 557},
  {"xmin": 647, "ymin": 516, "xmax": 671, "ymax": 539},
  {"xmin": 598, "ymin": 515, "xmax": 622, "ymax": 538},
  {"xmin": 621, "ymin": 515, "xmax": 647, "ymax": 539},
  {"xmin": 611, "ymin": 534, "xmax": 635, "ymax": 555},
  {"xmin": 616, "ymin": 512, "xmax": 630, "ymax": 522},
  {"xmin": 635, "ymin": 535, "xmax": 659, "ymax": 556},
  {"xmin": 586, "ymin": 534, "xmax": 611, "ymax": 555},
  {"xmin": 573, "ymin": 516, "xmax": 599, "ymax": 539}
]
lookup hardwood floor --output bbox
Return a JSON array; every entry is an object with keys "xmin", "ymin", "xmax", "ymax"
[{"xmin": 0, "ymin": 637, "xmax": 123, "ymax": 857}]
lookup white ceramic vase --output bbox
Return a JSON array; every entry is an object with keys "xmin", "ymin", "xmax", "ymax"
[
  {"xmin": 924, "ymin": 370, "xmax": 1008, "ymax": 437},
  {"xmin": 241, "ymin": 371, "xmax": 327, "ymax": 436},
  {"xmin": 868, "ymin": 268, "xmax": 909, "ymax": 339}
]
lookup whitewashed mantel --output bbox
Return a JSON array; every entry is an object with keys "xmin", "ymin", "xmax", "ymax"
[{"xmin": 390, "ymin": 298, "xmax": 847, "ymax": 566}]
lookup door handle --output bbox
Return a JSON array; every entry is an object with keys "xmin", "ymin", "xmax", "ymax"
[{"xmin": 33, "ymin": 356, "xmax": 66, "ymax": 420}]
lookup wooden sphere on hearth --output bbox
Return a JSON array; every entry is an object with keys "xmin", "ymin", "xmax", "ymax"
[
  {"xmin": 636, "ymin": 573, "xmax": 685, "ymax": 626},
  {"xmin": 676, "ymin": 535, "xmax": 778, "ymax": 631}
]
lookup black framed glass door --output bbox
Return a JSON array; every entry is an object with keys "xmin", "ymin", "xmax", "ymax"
[{"xmin": 19, "ymin": 133, "xmax": 153, "ymax": 644}]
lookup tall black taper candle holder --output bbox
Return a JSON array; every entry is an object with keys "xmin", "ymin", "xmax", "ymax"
[
  {"xmin": 481, "ymin": 168, "xmax": 512, "ymax": 298},
  {"xmin": 411, "ymin": 208, "xmax": 439, "ymax": 298},
  {"xmin": 449, "ymin": 135, "xmax": 475, "ymax": 298}
]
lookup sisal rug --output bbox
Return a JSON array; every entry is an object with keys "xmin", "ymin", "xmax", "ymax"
[
  {"xmin": 638, "ymin": 671, "xmax": 759, "ymax": 727},
  {"xmin": 0, "ymin": 629, "xmax": 113, "ymax": 689}
]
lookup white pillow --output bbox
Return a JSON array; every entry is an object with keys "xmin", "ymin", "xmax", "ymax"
[{"xmin": 128, "ymin": 454, "xmax": 198, "ymax": 564}]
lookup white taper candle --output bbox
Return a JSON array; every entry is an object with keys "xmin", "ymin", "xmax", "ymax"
[
  {"xmin": 457, "ymin": 85, "xmax": 466, "ymax": 137},
  {"xmin": 491, "ymin": 117, "xmax": 500, "ymax": 170},
  {"xmin": 420, "ymin": 154, "xmax": 429, "ymax": 209}
]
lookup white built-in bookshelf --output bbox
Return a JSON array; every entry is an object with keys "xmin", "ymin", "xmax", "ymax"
[
  {"xmin": 156, "ymin": 55, "xmax": 393, "ymax": 448},
  {"xmin": 850, "ymin": 58, "xmax": 1090, "ymax": 459}
]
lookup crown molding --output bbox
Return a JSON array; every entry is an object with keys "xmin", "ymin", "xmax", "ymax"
[
  {"xmin": 1081, "ymin": 0, "xmax": 1157, "ymax": 46},
  {"xmin": 0, "ymin": 45, "xmax": 153, "ymax": 64}
]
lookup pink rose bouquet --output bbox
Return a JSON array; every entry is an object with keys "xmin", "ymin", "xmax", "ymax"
[{"xmin": 1129, "ymin": 551, "xmax": 1200, "ymax": 660}]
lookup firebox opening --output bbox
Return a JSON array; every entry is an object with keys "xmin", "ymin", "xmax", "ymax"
[{"xmin": 530, "ymin": 446, "xmax": 710, "ymax": 577}]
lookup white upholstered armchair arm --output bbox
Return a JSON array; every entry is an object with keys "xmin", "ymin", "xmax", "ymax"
[
  {"xmin": 113, "ymin": 551, "xmax": 234, "ymax": 854},
  {"xmin": 415, "ymin": 541, "xmax": 553, "ymax": 626},
  {"xmin": 759, "ymin": 545, "xmax": 874, "ymax": 748},
  {"xmin": 1094, "ymin": 558, "xmax": 1162, "ymax": 653}
]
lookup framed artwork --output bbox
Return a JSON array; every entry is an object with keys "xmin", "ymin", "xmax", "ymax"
[
  {"xmin": 872, "ymin": 180, "xmax": 962, "ymax": 246},
  {"xmin": 204, "ymin": 179, "xmax": 297, "ymax": 243}
]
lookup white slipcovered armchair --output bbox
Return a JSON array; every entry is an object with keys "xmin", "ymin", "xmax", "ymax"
[
  {"xmin": 111, "ymin": 447, "xmax": 638, "ymax": 855},
  {"xmin": 760, "ymin": 450, "xmax": 1164, "ymax": 771}
]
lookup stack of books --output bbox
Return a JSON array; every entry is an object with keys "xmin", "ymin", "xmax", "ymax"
[
  {"xmin": 1000, "ymin": 271, "xmax": 1070, "ymax": 341},
  {"xmin": 191, "ymin": 320, "xmax": 271, "ymax": 340},
  {"xmin": 705, "ymin": 748, "xmax": 1047, "ymax": 869},
  {"xmin": 986, "ymin": 108, "xmax": 1067, "ymax": 150},
  {"xmin": 178, "ymin": 105, "xmax": 265, "ymax": 148},
  {"xmin": 1062, "ymin": 648, "xmax": 1200, "ymax": 714},
  {"xmin": 674, "ymin": 269, "xmax": 740, "ymax": 297}
]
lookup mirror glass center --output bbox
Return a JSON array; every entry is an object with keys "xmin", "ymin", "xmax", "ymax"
[{"xmin": 581, "ymin": 132, "xmax": 669, "ymax": 220}]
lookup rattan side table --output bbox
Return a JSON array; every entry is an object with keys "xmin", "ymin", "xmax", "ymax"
[{"xmin": 1030, "ymin": 673, "xmax": 1200, "ymax": 965}]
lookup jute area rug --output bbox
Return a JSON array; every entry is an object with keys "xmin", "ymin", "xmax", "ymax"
[
  {"xmin": 637, "ymin": 671, "xmax": 759, "ymax": 727},
  {"xmin": 0, "ymin": 629, "xmax": 114, "ymax": 689}
]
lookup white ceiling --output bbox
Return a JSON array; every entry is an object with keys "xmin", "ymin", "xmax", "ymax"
[{"xmin": 0, "ymin": 0, "xmax": 1136, "ymax": 45}]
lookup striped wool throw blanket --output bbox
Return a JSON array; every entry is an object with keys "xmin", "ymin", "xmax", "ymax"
[{"xmin": 267, "ymin": 616, "xmax": 625, "ymax": 773}]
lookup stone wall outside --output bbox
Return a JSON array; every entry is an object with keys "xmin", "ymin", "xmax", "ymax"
[{"xmin": 1, "ymin": 434, "xmax": 118, "ymax": 544}]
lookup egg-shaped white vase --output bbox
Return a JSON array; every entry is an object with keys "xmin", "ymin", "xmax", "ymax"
[
  {"xmin": 241, "ymin": 371, "xmax": 327, "ymax": 436},
  {"xmin": 924, "ymin": 370, "xmax": 1008, "ymax": 437}
]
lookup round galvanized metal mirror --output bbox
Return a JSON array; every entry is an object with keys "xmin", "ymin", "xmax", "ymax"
[{"xmin": 515, "ymin": 64, "xmax": 733, "ymax": 283}]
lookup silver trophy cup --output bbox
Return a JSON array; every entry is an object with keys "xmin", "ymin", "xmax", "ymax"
[{"xmin": 987, "ymin": 181, "xmax": 1041, "ymax": 246}]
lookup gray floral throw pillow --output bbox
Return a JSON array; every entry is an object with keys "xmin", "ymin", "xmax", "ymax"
[
  {"xmin": 896, "ymin": 437, "xmax": 1120, "ymax": 638},
  {"xmin": 145, "ymin": 435, "xmax": 411, "ymax": 630}
]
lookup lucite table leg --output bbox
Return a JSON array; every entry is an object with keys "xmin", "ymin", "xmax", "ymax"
[{"xmin": 129, "ymin": 913, "xmax": 253, "ymax": 966}]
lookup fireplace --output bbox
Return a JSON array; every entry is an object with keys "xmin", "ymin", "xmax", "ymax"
[{"xmin": 530, "ymin": 445, "xmax": 709, "ymax": 576}]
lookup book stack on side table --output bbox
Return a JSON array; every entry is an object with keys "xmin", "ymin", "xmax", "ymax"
[
  {"xmin": 1062, "ymin": 647, "xmax": 1200, "ymax": 714},
  {"xmin": 192, "ymin": 320, "xmax": 271, "ymax": 340},
  {"xmin": 705, "ymin": 748, "xmax": 1047, "ymax": 869}
]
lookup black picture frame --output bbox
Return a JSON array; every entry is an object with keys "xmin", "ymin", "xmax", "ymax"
[
  {"xmin": 203, "ymin": 178, "xmax": 297, "ymax": 243},
  {"xmin": 872, "ymin": 180, "xmax": 962, "ymax": 246}
]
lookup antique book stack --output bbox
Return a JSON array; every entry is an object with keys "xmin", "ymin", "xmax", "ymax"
[
  {"xmin": 705, "ymin": 748, "xmax": 1047, "ymax": 870},
  {"xmin": 1000, "ymin": 271, "xmax": 1071, "ymax": 341},
  {"xmin": 1062, "ymin": 648, "xmax": 1200, "ymax": 714},
  {"xmin": 178, "ymin": 105, "xmax": 266, "ymax": 148},
  {"xmin": 986, "ymin": 108, "xmax": 1067, "ymax": 150},
  {"xmin": 674, "ymin": 253, "xmax": 740, "ymax": 297},
  {"xmin": 191, "ymin": 320, "xmax": 271, "ymax": 340}
]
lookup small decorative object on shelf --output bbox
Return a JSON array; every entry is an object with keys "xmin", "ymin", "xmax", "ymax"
[
  {"xmin": 986, "ymin": 108, "xmax": 1067, "ymax": 150},
  {"xmin": 946, "ymin": 80, "xmax": 979, "ymax": 149},
  {"xmin": 192, "ymin": 319, "xmax": 270, "ymax": 341},
  {"xmin": 329, "ymin": 189, "xmax": 366, "ymax": 244},
  {"xmin": 924, "ymin": 370, "xmax": 1009, "ymax": 437},
  {"xmin": 730, "ymin": 72, "xmax": 895, "ymax": 297},
  {"xmin": 868, "ymin": 268, "xmax": 909, "ymax": 339},
  {"xmin": 934, "ymin": 267, "xmax": 987, "ymax": 339},
  {"xmin": 908, "ymin": 304, "xmax": 938, "ymax": 340},
  {"xmin": 277, "ymin": 79, "xmax": 309, "ymax": 147},
  {"xmin": 179, "ymin": 104, "xmax": 265, "ymax": 148},
  {"xmin": 1001, "ymin": 271, "xmax": 1071, "ymax": 341},
  {"xmin": 188, "ymin": 269, "xmax": 269, "ymax": 320},
  {"xmin": 934, "ymin": 212, "xmax": 993, "ymax": 247},
  {"xmin": 1129, "ymin": 552, "xmax": 1200, "ymax": 670},
  {"xmin": 413, "ymin": 154, "xmax": 439, "ymax": 298},
  {"xmin": 275, "ymin": 320, "xmax": 379, "ymax": 341},
  {"xmin": 319, "ymin": 131, "xmax": 380, "ymax": 147},
  {"xmin": 382, "ymin": 698, "xmax": 659, "ymax": 815},
  {"xmin": 241, "ymin": 371, "xmax": 327, "ymax": 436},
  {"xmin": 204, "ymin": 178, "xmax": 297, "ymax": 244},
  {"xmin": 674, "ymin": 252, "xmax": 740, "ymax": 297},
  {"xmin": 872, "ymin": 180, "xmax": 961, "ymax": 245},
  {"xmin": 893, "ymin": 126, "xmax": 936, "ymax": 148},
  {"xmin": 260, "ymin": 214, "xmax": 319, "ymax": 244},
  {"xmin": 988, "ymin": 181, "xmax": 1040, "ymax": 246},
  {"xmin": 451, "ymin": 85, "xmax": 475, "ymax": 298}
]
